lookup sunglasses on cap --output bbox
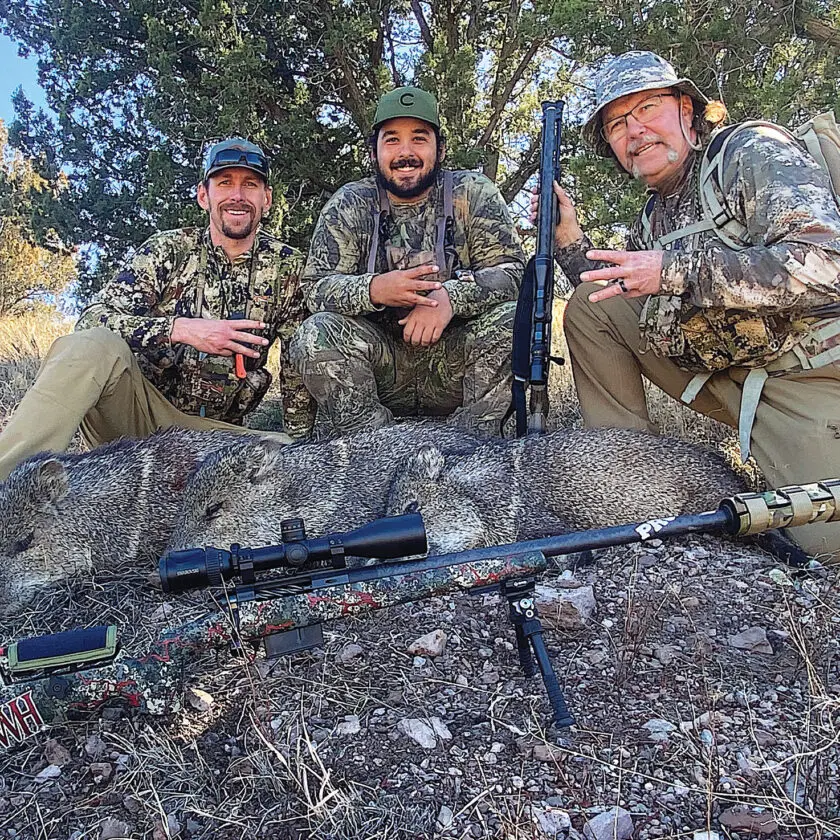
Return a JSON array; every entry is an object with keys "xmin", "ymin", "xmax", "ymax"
[{"xmin": 205, "ymin": 149, "xmax": 269, "ymax": 177}]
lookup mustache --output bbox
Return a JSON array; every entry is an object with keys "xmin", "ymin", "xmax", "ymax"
[
  {"xmin": 390, "ymin": 157, "xmax": 423, "ymax": 170},
  {"xmin": 220, "ymin": 202, "xmax": 255, "ymax": 211},
  {"xmin": 626, "ymin": 134, "xmax": 664, "ymax": 154}
]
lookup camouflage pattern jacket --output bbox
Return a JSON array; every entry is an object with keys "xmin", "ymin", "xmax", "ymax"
[
  {"xmin": 77, "ymin": 227, "xmax": 304, "ymax": 423},
  {"xmin": 302, "ymin": 171, "xmax": 525, "ymax": 330},
  {"xmin": 558, "ymin": 125, "xmax": 840, "ymax": 371}
]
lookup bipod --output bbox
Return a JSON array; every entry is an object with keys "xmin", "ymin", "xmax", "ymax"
[{"xmin": 502, "ymin": 578, "xmax": 575, "ymax": 728}]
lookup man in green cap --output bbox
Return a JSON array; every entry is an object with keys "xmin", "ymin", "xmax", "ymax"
[
  {"xmin": 533, "ymin": 51, "xmax": 840, "ymax": 560},
  {"xmin": 290, "ymin": 86, "xmax": 525, "ymax": 437},
  {"xmin": 0, "ymin": 137, "xmax": 308, "ymax": 480}
]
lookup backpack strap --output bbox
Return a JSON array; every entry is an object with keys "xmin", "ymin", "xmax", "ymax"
[
  {"xmin": 434, "ymin": 170, "xmax": 455, "ymax": 275},
  {"xmin": 367, "ymin": 185, "xmax": 390, "ymax": 274}
]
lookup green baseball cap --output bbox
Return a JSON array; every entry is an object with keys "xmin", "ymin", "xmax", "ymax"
[
  {"xmin": 202, "ymin": 137, "xmax": 270, "ymax": 181},
  {"xmin": 372, "ymin": 87, "xmax": 440, "ymax": 130}
]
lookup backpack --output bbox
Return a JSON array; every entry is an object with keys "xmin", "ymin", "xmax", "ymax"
[{"xmin": 640, "ymin": 110, "xmax": 840, "ymax": 251}]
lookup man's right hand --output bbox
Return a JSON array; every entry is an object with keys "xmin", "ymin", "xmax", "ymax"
[
  {"xmin": 529, "ymin": 180, "xmax": 584, "ymax": 250},
  {"xmin": 170, "ymin": 317, "xmax": 268, "ymax": 358},
  {"xmin": 369, "ymin": 265, "xmax": 443, "ymax": 308}
]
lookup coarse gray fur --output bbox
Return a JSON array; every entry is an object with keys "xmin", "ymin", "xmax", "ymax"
[
  {"xmin": 385, "ymin": 427, "xmax": 751, "ymax": 555},
  {"xmin": 168, "ymin": 422, "xmax": 487, "ymax": 551},
  {"xmin": 0, "ymin": 428, "xmax": 258, "ymax": 608}
]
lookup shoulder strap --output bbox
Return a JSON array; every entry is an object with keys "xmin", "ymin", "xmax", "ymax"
[
  {"xmin": 195, "ymin": 241, "xmax": 208, "ymax": 316},
  {"xmin": 435, "ymin": 170, "xmax": 455, "ymax": 275},
  {"xmin": 367, "ymin": 186, "xmax": 390, "ymax": 274}
]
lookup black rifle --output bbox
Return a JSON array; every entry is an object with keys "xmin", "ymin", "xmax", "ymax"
[
  {"xmin": 1, "ymin": 479, "xmax": 838, "ymax": 752},
  {"xmin": 510, "ymin": 100, "xmax": 565, "ymax": 437}
]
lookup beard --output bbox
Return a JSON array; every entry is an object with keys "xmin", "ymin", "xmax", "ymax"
[
  {"xmin": 375, "ymin": 155, "xmax": 442, "ymax": 199},
  {"xmin": 627, "ymin": 134, "xmax": 681, "ymax": 180},
  {"xmin": 217, "ymin": 205, "xmax": 258, "ymax": 240}
]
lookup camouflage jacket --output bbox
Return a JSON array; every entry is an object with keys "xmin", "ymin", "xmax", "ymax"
[
  {"xmin": 302, "ymin": 171, "xmax": 525, "ymax": 329},
  {"xmin": 77, "ymin": 227, "xmax": 304, "ymax": 423},
  {"xmin": 558, "ymin": 124, "xmax": 840, "ymax": 371}
]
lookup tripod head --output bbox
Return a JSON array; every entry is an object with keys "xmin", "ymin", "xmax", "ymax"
[{"xmin": 159, "ymin": 513, "xmax": 427, "ymax": 594}]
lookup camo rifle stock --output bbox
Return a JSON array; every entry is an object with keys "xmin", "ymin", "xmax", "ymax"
[{"xmin": 1, "ymin": 480, "xmax": 838, "ymax": 751}]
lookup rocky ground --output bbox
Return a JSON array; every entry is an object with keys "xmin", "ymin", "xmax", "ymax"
[{"xmin": 0, "ymin": 531, "xmax": 837, "ymax": 840}]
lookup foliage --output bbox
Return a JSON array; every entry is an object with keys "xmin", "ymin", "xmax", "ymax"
[
  {"xmin": 1, "ymin": 0, "xmax": 840, "ymax": 295},
  {"xmin": 0, "ymin": 121, "xmax": 76, "ymax": 316}
]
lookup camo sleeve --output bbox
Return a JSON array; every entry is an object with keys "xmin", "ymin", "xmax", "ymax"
[
  {"xmin": 555, "ymin": 235, "xmax": 618, "ymax": 287},
  {"xmin": 659, "ymin": 125, "xmax": 840, "ymax": 311},
  {"xmin": 442, "ymin": 174, "xmax": 525, "ymax": 319},
  {"xmin": 300, "ymin": 185, "xmax": 380, "ymax": 316},
  {"xmin": 76, "ymin": 231, "xmax": 181, "ymax": 359}
]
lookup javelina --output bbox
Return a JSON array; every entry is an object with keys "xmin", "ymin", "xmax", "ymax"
[
  {"xmin": 0, "ymin": 428, "xmax": 260, "ymax": 608},
  {"xmin": 168, "ymin": 422, "xmax": 486, "ymax": 551},
  {"xmin": 385, "ymin": 427, "xmax": 805, "ymax": 561}
]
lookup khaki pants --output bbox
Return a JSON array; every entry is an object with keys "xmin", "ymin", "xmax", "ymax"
[
  {"xmin": 564, "ymin": 283, "xmax": 840, "ymax": 561},
  {"xmin": 0, "ymin": 328, "xmax": 291, "ymax": 480}
]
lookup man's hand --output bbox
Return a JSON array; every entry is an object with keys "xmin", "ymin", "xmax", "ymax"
[
  {"xmin": 370, "ymin": 265, "xmax": 443, "ymax": 308},
  {"xmin": 398, "ymin": 288, "xmax": 454, "ymax": 346},
  {"xmin": 529, "ymin": 180, "xmax": 584, "ymax": 250},
  {"xmin": 581, "ymin": 250, "xmax": 664, "ymax": 302},
  {"xmin": 170, "ymin": 317, "xmax": 269, "ymax": 357}
]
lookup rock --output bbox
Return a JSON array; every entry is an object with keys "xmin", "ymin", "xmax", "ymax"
[
  {"xmin": 654, "ymin": 645, "xmax": 677, "ymax": 666},
  {"xmin": 754, "ymin": 729, "xmax": 777, "ymax": 747},
  {"xmin": 186, "ymin": 688, "xmax": 214, "ymax": 713},
  {"xmin": 537, "ymin": 584, "xmax": 596, "ymax": 630},
  {"xmin": 336, "ymin": 715, "xmax": 361, "ymax": 736},
  {"xmin": 719, "ymin": 805, "xmax": 778, "ymax": 835},
  {"xmin": 85, "ymin": 735, "xmax": 107, "ymax": 758},
  {"xmin": 430, "ymin": 717, "xmax": 452, "ymax": 740},
  {"xmin": 408, "ymin": 629, "xmax": 448, "ymax": 657},
  {"xmin": 533, "ymin": 743, "xmax": 566, "ymax": 762},
  {"xmin": 153, "ymin": 813, "xmax": 181, "ymax": 839},
  {"xmin": 34, "ymin": 764, "xmax": 61, "ymax": 783},
  {"xmin": 401, "ymin": 720, "xmax": 436, "ymax": 749},
  {"xmin": 642, "ymin": 719, "xmax": 677, "ymax": 742},
  {"xmin": 44, "ymin": 739, "xmax": 71, "ymax": 767},
  {"xmin": 338, "ymin": 643, "xmax": 364, "ymax": 663},
  {"xmin": 150, "ymin": 603, "xmax": 176, "ymax": 622},
  {"xmin": 692, "ymin": 832, "xmax": 720, "ymax": 840},
  {"xmin": 99, "ymin": 818, "xmax": 131, "ymax": 840},
  {"xmin": 123, "ymin": 796, "xmax": 142, "ymax": 814},
  {"xmin": 533, "ymin": 805, "xmax": 571, "ymax": 837},
  {"xmin": 727, "ymin": 627, "xmax": 773, "ymax": 655},
  {"xmin": 90, "ymin": 762, "xmax": 113, "ymax": 783},
  {"xmin": 583, "ymin": 806, "xmax": 634, "ymax": 840},
  {"xmin": 436, "ymin": 805, "xmax": 454, "ymax": 830}
]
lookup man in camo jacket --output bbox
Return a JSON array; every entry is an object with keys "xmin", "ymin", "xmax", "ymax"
[
  {"xmin": 289, "ymin": 87, "xmax": 525, "ymax": 437},
  {"xmin": 537, "ymin": 51, "xmax": 840, "ymax": 560},
  {"xmin": 0, "ymin": 138, "xmax": 309, "ymax": 480}
]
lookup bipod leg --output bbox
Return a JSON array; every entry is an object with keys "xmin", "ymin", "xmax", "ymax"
[{"xmin": 502, "ymin": 578, "xmax": 575, "ymax": 729}]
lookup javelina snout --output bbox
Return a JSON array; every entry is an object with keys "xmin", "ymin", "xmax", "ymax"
[
  {"xmin": 386, "ymin": 428, "xmax": 754, "ymax": 556},
  {"xmin": 0, "ymin": 458, "xmax": 91, "ymax": 607}
]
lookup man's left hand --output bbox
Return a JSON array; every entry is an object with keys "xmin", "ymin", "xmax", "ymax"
[
  {"xmin": 399, "ymin": 288, "xmax": 454, "ymax": 346},
  {"xmin": 581, "ymin": 250, "xmax": 664, "ymax": 302}
]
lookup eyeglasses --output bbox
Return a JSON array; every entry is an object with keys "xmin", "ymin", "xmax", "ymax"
[
  {"xmin": 600, "ymin": 93, "xmax": 678, "ymax": 143},
  {"xmin": 206, "ymin": 149, "xmax": 269, "ymax": 176}
]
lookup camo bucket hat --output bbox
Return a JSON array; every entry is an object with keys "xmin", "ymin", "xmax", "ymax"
[{"xmin": 583, "ymin": 51, "xmax": 709, "ymax": 157}]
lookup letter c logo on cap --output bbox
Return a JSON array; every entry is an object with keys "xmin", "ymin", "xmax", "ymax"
[{"xmin": 400, "ymin": 93, "xmax": 415, "ymax": 107}]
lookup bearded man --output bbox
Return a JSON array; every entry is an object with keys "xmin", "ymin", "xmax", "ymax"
[
  {"xmin": 0, "ymin": 138, "xmax": 306, "ymax": 480},
  {"xmin": 289, "ymin": 87, "xmax": 525, "ymax": 437},
  {"xmin": 541, "ymin": 52, "xmax": 840, "ymax": 560}
]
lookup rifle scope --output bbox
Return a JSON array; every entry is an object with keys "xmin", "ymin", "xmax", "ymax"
[{"xmin": 159, "ymin": 513, "xmax": 427, "ymax": 594}]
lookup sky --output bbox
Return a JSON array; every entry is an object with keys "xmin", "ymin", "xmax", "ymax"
[{"xmin": 0, "ymin": 33, "xmax": 50, "ymax": 125}]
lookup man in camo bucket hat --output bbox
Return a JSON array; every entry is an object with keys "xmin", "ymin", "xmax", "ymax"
[
  {"xmin": 0, "ymin": 137, "xmax": 312, "ymax": 480},
  {"xmin": 535, "ymin": 50, "xmax": 840, "ymax": 561}
]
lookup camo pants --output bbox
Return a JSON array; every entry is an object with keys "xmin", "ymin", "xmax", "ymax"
[
  {"xmin": 563, "ymin": 282, "xmax": 840, "ymax": 561},
  {"xmin": 288, "ymin": 302, "xmax": 516, "ymax": 438},
  {"xmin": 0, "ymin": 328, "xmax": 292, "ymax": 480}
]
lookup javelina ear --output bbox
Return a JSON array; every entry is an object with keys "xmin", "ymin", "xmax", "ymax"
[
  {"xmin": 33, "ymin": 459, "xmax": 69, "ymax": 505},
  {"xmin": 407, "ymin": 446, "xmax": 445, "ymax": 480}
]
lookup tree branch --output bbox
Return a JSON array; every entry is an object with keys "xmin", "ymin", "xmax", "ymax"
[{"xmin": 410, "ymin": 0, "xmax": 434, "ymax": 49}]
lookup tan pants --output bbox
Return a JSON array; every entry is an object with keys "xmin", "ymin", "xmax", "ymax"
[
  {"xmin": 0, "ymin": 328, "xmax": 292, "ymax": 480},
  {"xmin": 564, "ymin": 283, "xmax": 840, "ymax": 561}
]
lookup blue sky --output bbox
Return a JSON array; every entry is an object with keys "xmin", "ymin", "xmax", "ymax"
[{"xmin": 0, "ymin": 33, "xmax": 49, "ymax": 125}]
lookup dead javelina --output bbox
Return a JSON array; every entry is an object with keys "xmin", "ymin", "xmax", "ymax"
[
  {"xmin": 386, "ymin": 427, "xmax": 808, "ymax": 564},
  {"xmin": 167, "ymin": 422, "xmax": 486, "ymax": 551},
  {"xmin": 0, "ymin": 428, "xmax": 258, "ymax": 608}
]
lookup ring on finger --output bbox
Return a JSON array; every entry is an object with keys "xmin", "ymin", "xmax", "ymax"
[{"xmin": 617, "ymin": 279, "xmax": 629, "ymax": 293}]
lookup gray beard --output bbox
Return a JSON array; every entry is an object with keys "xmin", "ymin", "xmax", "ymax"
[{"xmin": 631, "ymin": 146, "xmax": 680, "ymax": 180}]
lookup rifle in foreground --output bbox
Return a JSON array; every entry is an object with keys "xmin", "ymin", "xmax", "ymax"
[
  {"xmin": 1, "ymin": 480, "xmax": 838, "ymax": 752},
  {"xmin": 511, "ymin": 99, "xmax": 565, "ymax": 436}
]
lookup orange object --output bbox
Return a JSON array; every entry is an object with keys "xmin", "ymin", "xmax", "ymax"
[{"xmin": 235, "ymin": 354, "xmax": 247, "ymax": 379}]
